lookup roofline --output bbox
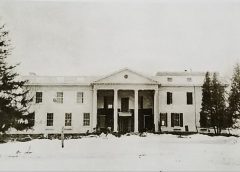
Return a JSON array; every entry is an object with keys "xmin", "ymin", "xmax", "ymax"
[
  {"xmin": 155, "ymin": 72, "xmax": 206, "ymax": 76},
  {"xmin": 93, "ymin": 67, "xmax": 158, "ymax": 84},
  {"xmin": 93, "ymin": 83, "xmax": 159, "ymax": 85},
  {"xmin": 24, "ymin": 83, "xmax": 91, "ymax": 86}
]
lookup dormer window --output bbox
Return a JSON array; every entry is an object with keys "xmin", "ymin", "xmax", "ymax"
[
  {"xmin": 187, "ymin": 77, "xmax": 192, "ymax": 82},
  {"xmin": 167, "ymin": 77, "xmax": 173, "ymax": 82}
]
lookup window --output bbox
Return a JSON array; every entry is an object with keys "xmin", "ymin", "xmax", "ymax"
[
  {"xmin": 187, "ymin": 77, "xmax": 192, "ymax": 82},
  {"xmin": 65, "ymin": 113, "xmax": 72, "ymax": 126},
  {"xmin": 104, "ymin": 96, "xmax": 113, "ymax": 109},
  {"xmin": 121, "ymin": 98, "xmax": 129, "ymax": 112},
  {"xmin": 56, "ymin": 92, "xmax": 63, "ymax": 103},
  {"xmin": 160, "ymin": 113, "xmax": 167, "ymax": 126},
  {"xmin": 77, "ymin": 92, "xmax": 84, "ymax": 104},
  {"xmin": 36, "ymin": 92, "xmax": 42, "ymax": 103},
  {"xmin": 171, "ymin": 113, "xmax": 183, "ymax": 127},
  {"xmin": 167, "ymin": 92, "xmax": 172, "ymax": 105},
  {"xmin": 83, "ymin": 113, "xmax": 90, "ymax": 126},
  {"xmin": 29, "ymin": 112, "xmax": 35, "ymax": 126},
  {"xmin": 167, "ymin": 77, "xmax": 173, "ymax": 82},
  {"xmin": 47, "ymin": 113, "xmax": 53, "ymax": 126},
  {"xmin": 187, "ymin": 92, "xmax": 193, "ymax": 105}
]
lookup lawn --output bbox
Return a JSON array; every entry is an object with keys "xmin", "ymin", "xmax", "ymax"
[{"xmin": 0, "ymin": 133, "xmax": 239, "ymax": 171}]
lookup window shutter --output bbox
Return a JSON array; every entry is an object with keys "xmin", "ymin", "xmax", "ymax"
[
  {"xmin": 159, "ymin": 113, "xmax": 161, "ymax": 126},
  {"xmin": 171, "ymin": 113, "xmax": 174, "ymax": 127},
  {"xmin": 187, "ymin": 92, "xmax": 193, "ymax": 105},
  {"xmin": 167, "ymin": 92, "xmax": 170, "ymax": 104},
  {"xmin": 165, "ymin": 113, "xmax": 168, "ymax": 127},
  {"xmin": 180, "ymin": 113, "xmax": 183, "ymax": 127},
  {"xmin": 167, "ymin": 92, "xmax": 173, "ymax": 104},
  {"xmin": 160, "ymin": 113, "xmax": 162, "ymax": 126}
]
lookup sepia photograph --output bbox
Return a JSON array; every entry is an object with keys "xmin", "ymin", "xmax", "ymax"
[{"xmin": 0, "ymin": 0, "xmax": 240, "ymax": 171}]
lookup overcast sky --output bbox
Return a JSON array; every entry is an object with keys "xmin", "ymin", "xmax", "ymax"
[{"xmin": 0, "ymin": 0, "xmax": 240, "ymax": 77}]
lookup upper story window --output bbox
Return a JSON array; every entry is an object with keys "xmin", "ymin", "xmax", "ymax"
[
  {"xmin": 47, "ymin": 113, "xmax": 53, "ymax": 126},
  {"xmin": 77, "ymin": 92, "xmax": 84, "ymax": 104},
  {"xmin": 167, "ymin": 77, "xmax": 173, "ymax": 82},
  {"xmin": 56, "ymin": 92, "xmax": 63, "ymax": 103},
  {"xmin": 83, "ymin": 113, "xmax": 90, "ymax": 126},
  {"xmin": 65, "ymin": 113, "xmax": 72, "ymax": 126},
  {"xmin": 187, "ymin": 92, "xmax": 193, "ymax": 105},
  {"xmin": 36, "ymin": 92, "xmax": 42, "ymax": 103},
  {"xmin": 187, "ymin": 77, "xmax": 192, "ymax": 82},
  {"xmin": 167, "ymin": 92, "xmax": 173, "ymax": 105}
]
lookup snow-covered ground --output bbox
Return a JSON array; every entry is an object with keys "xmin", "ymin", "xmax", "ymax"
[{"xmin": 0, "ymin": 133, "xmax": 239, "ymax": 171}]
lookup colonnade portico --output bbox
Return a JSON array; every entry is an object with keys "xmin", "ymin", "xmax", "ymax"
[
  {"xmin": 113, "ymin": 88, "xmax": 139, "ymax": 132},
  {"xmin": 92, "ymin": 84, "xmax": 159, "ymax": 133}
]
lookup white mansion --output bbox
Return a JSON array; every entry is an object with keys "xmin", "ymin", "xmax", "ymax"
[{"xmin": 11, "ymin": 68, "xmax": 211, "ymax": 134}]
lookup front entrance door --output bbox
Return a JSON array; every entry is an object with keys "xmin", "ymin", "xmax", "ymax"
[
  {"xmin": 144, "ymin": 115, "xmax": 153, "ymax": 131},
  {"xmin": 99, "ymin": 115, "xmax": 106, "ymax": 129},
  {"xmin": 119, "ymin": 117, "xmax": 132, "ymax": 133}
]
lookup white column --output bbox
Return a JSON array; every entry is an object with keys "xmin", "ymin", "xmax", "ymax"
[
  {"xmin": 113, "ymin": 89, "xmax": 118, "ymax": 132},
  {"xmin": 92, "ymin": 88, "xmax": 97, "ymax": 131},
  {"xmin": 134, "ymin": 89, "xmax": 139, "ymax": 133},
  {"xmin": 154, "ymin": 89, "xmax": 158, "ymax": 132}
]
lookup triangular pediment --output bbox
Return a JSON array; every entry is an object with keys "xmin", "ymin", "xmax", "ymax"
[{"xmin": 93, "ymin": 68, "xmax": 158, "ymax": 85}]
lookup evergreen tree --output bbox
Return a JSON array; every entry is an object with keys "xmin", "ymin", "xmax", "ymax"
[
  {"xmin": 228, "ymin": 63, "xmax": 240, "ymax": 128},
  {"xmin": 200, "ymin": 72, "xmax": 228, "ymax": 134},
  {"xmin": 211, "ymin": 73, "xmax": 226, "ymax": 134},
  {"xmin": 0, "ymin": 24, "xmax": 34, "ymax": 134},
  {"xmin": 200, "ymin": 72, "xmax": 212, "ymax": 127}
]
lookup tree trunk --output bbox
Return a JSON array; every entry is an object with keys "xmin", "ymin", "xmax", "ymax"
[
  {"xmin": 0, "ymin": 134, "xmax": 3, "ymax": 142},
  {"xmin": 228, "ymin": 128, "xmax": 231, "ymax": 135},
  {"xmin": 213, "ymin": 126, "xmax": 216, "ymax": 134}
]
